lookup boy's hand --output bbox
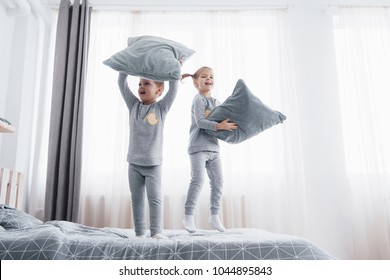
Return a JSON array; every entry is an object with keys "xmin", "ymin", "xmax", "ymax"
[{"xmin": 216, "ymin": 119, "xmax": 238, "ymax": 131}]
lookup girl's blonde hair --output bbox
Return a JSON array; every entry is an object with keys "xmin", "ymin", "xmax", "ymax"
[{"xmin": 181, "ymin": 66, "xmax": 213, "ymax": 81}]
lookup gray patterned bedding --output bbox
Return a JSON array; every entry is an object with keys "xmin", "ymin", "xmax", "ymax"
[{"xmin": 0, "ymin": 205, "xmax": 335, "ymax": 260}]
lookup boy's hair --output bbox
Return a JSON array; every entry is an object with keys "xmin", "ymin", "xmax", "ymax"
[
  {"xmin": 155, "ymin": 81, "xmax": 164, "ymax": 95},
  {"xmin": 154, "ymin": 81, "xmax": 164, "ymax": 88},
  {"xmin": 181, "ymin": 66, "xmax": 213, "ymax": 81},
  {"xmin": 144, "ymin": 79, "xmax": 164, "ymax": 92},
  {"xmin": 140, "ymin": 78, "xmax": 164, "ymax": 88}
]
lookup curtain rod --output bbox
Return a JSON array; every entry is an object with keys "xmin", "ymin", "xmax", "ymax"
[
  {"xmin": 321, "ymin": 4, "xmax": 390, "ymax": 11},
  {"xmin": 93, "ymin": 5, "xmax": 290, "ymax": 11},
  {"xmin": 320, "ymin": 0, "xmax": 390, "ymax": 7},
  {"xmin": 43, "ymin": 0, "xmax": 289, "ymax": 9},
  {"xmin": 42, "ymin": 1, "xmax": 290, "ymax": 11},
  {"xmin": 45, "ymin": 5, "xmax": 290, "ymax": 12}
]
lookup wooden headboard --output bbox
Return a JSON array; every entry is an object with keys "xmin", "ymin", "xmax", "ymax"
[{"xmin": 0, "ymin": 167, "xmax": 23, "ymax": 208}]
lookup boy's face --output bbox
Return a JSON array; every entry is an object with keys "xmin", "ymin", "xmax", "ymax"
[{"xmin": 138, "ymin": 79, "xmax": 163, "ymax": 105}]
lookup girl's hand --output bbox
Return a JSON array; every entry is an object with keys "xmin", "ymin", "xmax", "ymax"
[{"xmin": 216, "ymin": 119, "xmax": 238, "ymax": 131}]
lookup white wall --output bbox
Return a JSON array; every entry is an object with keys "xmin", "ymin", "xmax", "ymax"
[
  {"xmin": 0, "ymin": 5, "xmax": 14, "ymax": 152},
  {"xmin": 0, "ymin": 2, "xmax": 49, "ymax": 174}
]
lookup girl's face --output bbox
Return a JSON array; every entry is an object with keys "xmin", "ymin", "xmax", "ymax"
[
  {"xmin": 194, "ymin": 69, "xmax": 214, "ymax": 96},
  {"xmin": 138, "ymin": 79, "xmax": 163, "ymax": 105}
]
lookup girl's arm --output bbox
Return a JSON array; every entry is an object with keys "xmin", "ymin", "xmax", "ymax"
[
  {"xmin": 193, "ymin": 96, "xmax": 219, "ymax": 131},
  {"xmin": 194, "ymin": 96, "xmax": 238, "ymax": 131},
  {"xmin": 216, "ymin": 119, "xmax": 238, "ymax": 131},
  {"xmin": 118, "ymin": 73, "xmax": 138, "ymax": 109}
]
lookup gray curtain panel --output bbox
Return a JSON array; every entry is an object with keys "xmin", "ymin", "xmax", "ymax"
[{"xmin": 45, "ymin": 0, "xmax": 91, "ymax": 222}]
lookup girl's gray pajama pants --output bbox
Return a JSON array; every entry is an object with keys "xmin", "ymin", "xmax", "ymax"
[{"xmin": 184, "ymin": 151, "xmax": 223, "ymax": 216}]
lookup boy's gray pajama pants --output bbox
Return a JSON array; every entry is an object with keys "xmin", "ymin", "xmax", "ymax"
[
  {"xmin": 184, "ymin": 151, "xmax": 223, "ymax": 216},
  {"xmin": 128, "ymin": 163, "xmax": 162, "ymax": 237}
]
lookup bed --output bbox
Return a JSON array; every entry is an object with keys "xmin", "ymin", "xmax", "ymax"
[{"xmin": 0, "ymin": 204, "xmax": 335, "ymax": 260}]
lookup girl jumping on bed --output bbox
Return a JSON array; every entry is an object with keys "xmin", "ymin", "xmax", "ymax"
[
  {"xmin": 182, "ymin": 66, "xmax": 237, "ymax": 233},
  {"xmin": 118, "ymin": 73, "xmax": 179, "ymax": 239}
]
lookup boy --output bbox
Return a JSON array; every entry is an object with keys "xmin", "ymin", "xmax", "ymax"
[{"xmin": 118, "ymin": 73, "xmax": 179, "ymax": 239}]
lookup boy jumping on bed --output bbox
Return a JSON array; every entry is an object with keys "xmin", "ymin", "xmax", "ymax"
[
  {"xmin": 118, "ymin": 73, "xmax": 179, "ymax": 239},
  {"xmin": 181, "ymin": 66, "xmax": 237, "ymax": 233}
]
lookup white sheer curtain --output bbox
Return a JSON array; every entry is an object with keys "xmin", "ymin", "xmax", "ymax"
[
  {"xmin": 26, "ymin": 11, "xmax": 57, "ymax": 220},
  {"xmin": 333, "ymin": 7, "xmax": 390, "ymax": 259},
  {"xmin": 80, "ymin": 9, "xmax": 306, "ymax": 235}
]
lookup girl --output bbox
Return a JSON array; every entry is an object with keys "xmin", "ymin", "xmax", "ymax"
[{"xmin": 182, "ymin": 66, "xmax": 237, "ymax": 233}]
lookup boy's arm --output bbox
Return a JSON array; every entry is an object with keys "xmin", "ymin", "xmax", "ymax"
[
  {"xmin": 118, "ymin": 73, "xmax": 138, "ymax": 109},
  {"xmin": 160, "ymin": 80, "xmax": 179, "ymax": 114}
]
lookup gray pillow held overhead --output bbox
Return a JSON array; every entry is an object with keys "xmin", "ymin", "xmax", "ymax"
[{"xmin": 103, "ymin": 35, "xmax": 195, "ymax": 81}]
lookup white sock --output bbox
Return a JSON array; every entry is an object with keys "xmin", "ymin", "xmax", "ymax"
[
  {"xmin": 183, "ymin": 215, "xmax": 197, "ymax": 233},
  {"xmin": 152, "ymin": 233, "xmax": 168, "ymax": 239},
  {"xmin": 209, "ymin": 215, "xmax": 225, "ymax": 232},
  {"xmin": 136, "ymin": 234, "xmax": 146, "ymax": 239}
]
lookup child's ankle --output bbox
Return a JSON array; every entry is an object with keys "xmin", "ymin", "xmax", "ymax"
[
  {"xmin": 183, "ymin": 214, "xmax": 197, "ymax": 233},
  {"xmin": 209, "ymin": 215, "xmax": 225, "ymax": 232}
]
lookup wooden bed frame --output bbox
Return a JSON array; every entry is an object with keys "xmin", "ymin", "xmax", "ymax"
[{"xmin": 0, "ymin": 167, "xmax": 23, "ymax": 208}]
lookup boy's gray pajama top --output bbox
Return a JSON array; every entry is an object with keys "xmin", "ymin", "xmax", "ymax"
[
  {"xmin": 118, "ymin": 73, "xmax": 178, "ymax": 236},
  {"xmin": 185, "ymin": 94, "xmax": 224, "ymax": 216}
]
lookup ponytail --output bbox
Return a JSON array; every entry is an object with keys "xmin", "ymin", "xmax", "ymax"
[{"xmin": 181, "ymin": 73, "xmax": 194, "ymax": 81}]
